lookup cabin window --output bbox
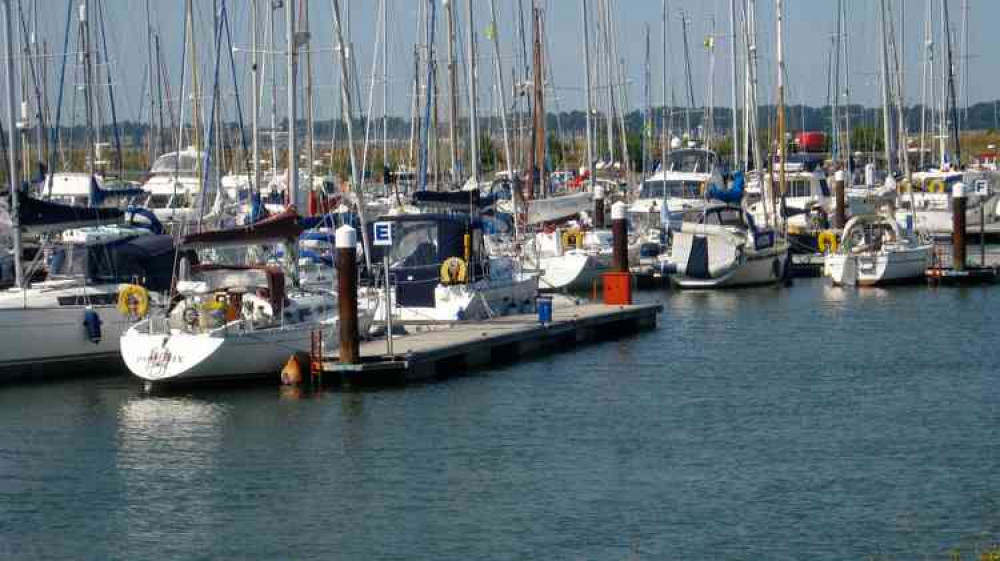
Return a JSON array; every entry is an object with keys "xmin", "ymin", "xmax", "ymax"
[
  {"xmin": 787, "ymin": 180, "xmax": 812, "ymax": 198},
  {"xmin": 703, "ymin": 208, "xmax": 743, "ymax": 227},
  {"xmin": 640, "ymin": 180, "xmax": 701, "ymax": 199},
  {"xmin": 151, "ymin": 153, "xmax": 199, "ymax": 174},
  {"xmin": 389, "ymin": 222, "xmax": 440, "ymax": 268}
]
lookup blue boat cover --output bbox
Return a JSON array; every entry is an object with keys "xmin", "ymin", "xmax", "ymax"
[{"xmin": 706, "ymin": 170, "xmax": 745, "ymax": 204}]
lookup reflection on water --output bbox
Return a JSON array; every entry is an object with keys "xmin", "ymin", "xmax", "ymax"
[{"xmin": 0, "ymin": 278, "xmax": 998, "ymax": 560}]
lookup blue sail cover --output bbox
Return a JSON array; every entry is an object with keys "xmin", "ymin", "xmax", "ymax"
[{"xmin": 706, "ymin": 170, "xmax": 745, "ymax": 204}]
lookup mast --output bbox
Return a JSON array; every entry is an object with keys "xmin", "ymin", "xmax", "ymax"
[
  {"xmin": 878, "ymin": 0, "xmax": 895, "ymax": 175},
  {"xmin": 729, "ymin": 0, "xmax": 740, "ymax": 168},
  {"xmin": 642, "ymin": 25, "xmax": 651, "ymax": 178},
  {"xmin": 331, "ymin": 0, "xmax": 372, "ymax": 270},
  {"xmin": 661, "ymin": 0, "xmax": 669, "ymax": 165},
  {"xmin": 285, "ymin": 0, "xmax": 297, "ymax": 211},
  {"xmin": 706, "ymin": 16, "xmax": 716, "ymax": 149},
  {"xmin": 465, "ymin": 0, "xmax": 480, "ymax": 184},
  {"xmin": 302, "ymin": 0, "xmax": 315, "ymax": 188},
  {"xmin": 530, "ymin": 2, "xmax": 545, "ymax": 199},
  {"xmin": 381, "ymin": 0, "xmax": 389, "ymax": 190},
  {"xmin": 679, "ymin": 10, "xmax": 694, "ymax": 138},
  {"xmin": 145, "ymin": 0, "xmax": 156, "ymax": 166},
  {"xmin": 488, "ymin": 0, "xmax": 513, "ymax": 186},
  {"xmin": 776, "ymin": 0, "xmax": 786, "ymax": 227},
  {"xmin": 942, "ymin": 0, "xmax": 961, "ymax": 165},
  {"xmin": 250, "ymin": 0, "xmax": 260, "ymax": 192},
  {"xmin": 919, "ymin": 0, "xmax": 931, "ymax": 171},
  {"xmin": 582, "ymin": 0, "xmax": 595, "ymax": 190},
  {"xmin": 3, "ymin": 0, "xmax": 23, "ymax": 289},
  {"xmin": 445, "ymin": 0, "xmax": 459, "ymax": 184},
  {"xmin": 268, "ymin": 1, "xmax": 278, "ymax": 176},
  {"xmin": 79, "ymin": 1, "xmax": 95, "ymax": 175},
  {"xmin": 416, "ymin": 0, "xmax": 437, "ymax": 192}
]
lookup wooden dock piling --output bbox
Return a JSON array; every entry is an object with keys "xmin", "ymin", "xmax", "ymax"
[{"xmin": 336, "ymin": 225, "xmax": 360, "ymax": 365}]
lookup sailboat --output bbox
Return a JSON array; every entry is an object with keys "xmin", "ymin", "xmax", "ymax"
[
  {"xmin": 120, "ymin": 209, "xmax": 351, "ymax": 385},
  {"xmin": 826, "ymin": 213, "xmax": 932, "ymax": 286},
  {"xmin": 0, "ymin": 198, "xmax": 183, "ymax": 381}
]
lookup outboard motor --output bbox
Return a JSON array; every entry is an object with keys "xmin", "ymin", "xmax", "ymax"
[{"xmin": 83, "ymin": 307, "xmax": 102, "ymax": 344}]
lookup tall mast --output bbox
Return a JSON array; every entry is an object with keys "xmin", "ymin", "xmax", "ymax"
[
  {"xmin": 465, "ymin": 0, "xmax": 480, "ymax": 184},
  {"xmin": 642, "ymin": 25, "xmax": 651, "ymax": 178},
  {"xmin": 582, "ymin": 0, "xmax": 595, "ymax": 190},
  {"xmin": 706, "ymin": 16, "xmax": 716, "ymax": 149},
  {"xmin": 661, "ymin": 0, "xmax": 669, "ymax": 165},
  {"xmin": 728, "ymin": 0, "xmax": 740, "ymax": 168},
  {"xmin": 679, "ymin": 10, "xmax": 694, "ymax": 138},
  {"xmin": 79, "ymin": 1, "xmax": 95, "ymax": 174},
  {"xmin": 285, "ymin": 0, "xmax": 297, "ymax": 210},
  {"xmin": 145, "ymin": 0, "xmax": 156, "ymax": 165},
  {"xmin": 919, "ymin": 0, "xmax": 931, "ymax": 171},
  {"xmin": 250, "ymin": 0, "xmax": 260, "ymax": 191},
  {"xmin": 878, "ymin": 0, "xmax": 895, "ymax": 175},
  {"xmin": 530, "ymin": 2, "xmax": 545, "ymax": 198},
  {"xmin": 381, "ymin": 0, "xmax": 389, "ymax": 187},
  {"xmin": 601, "ymin": 0, "xmax": 615, "ymax": 165},
  {"xmin": 445, "ymin": 0, "xmax": 459, "ymax": 184},
  {"xmin": 488, "ymin": 0, "xmax": 513, "ymax": 186},
  {"xmin": 302, "ymin": 0, "xmax": 315, "ymax": 187},
  {"xmin": 332, "ymin": 0, "xmax": 372, "ymax": 270},
  {"xmin": 268, "ymin": 1, "xmax": 278, "ymax": 176},
  {"xmin": 776, "ymin": 0, "xmax": 787, "ymax": 226},
  {"xmin": 942, "ymin": 0, "xmax": 961, "ymax": 164},
  {"xmin": 3, "ymin": 0, "xmax": 23, "ymax": 289}
]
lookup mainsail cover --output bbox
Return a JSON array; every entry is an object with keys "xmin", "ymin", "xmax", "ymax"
[
  {"xmin": 15, "ymin": 192, "xmax": 124, "ymax": 234},
  {"xmin": 182, "ymin": 208, "xmax": 304, "ymax": 249}
]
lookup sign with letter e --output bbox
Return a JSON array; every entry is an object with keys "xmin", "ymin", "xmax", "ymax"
[{"xmin": 373, "ymin": 221, "xmax": 394, "ymax": 246}]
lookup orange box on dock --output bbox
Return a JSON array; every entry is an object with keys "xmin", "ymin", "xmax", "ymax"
[{"xmin": 602, "ymin": 272, "xmax": 632, "ymax": 305}]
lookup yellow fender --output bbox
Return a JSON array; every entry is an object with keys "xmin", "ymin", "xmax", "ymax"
[
  {"xmin": 117, "ymin": 284, "xmax": 150, "ymax": 318},
  {"xmin": 440, "ymin": 257, "xmax": 469, "ymax": 285},
  {"xmin": 561, "ymin": 228, "xmax": 583, "ymax": 250},
  {"xmin": 927, "ymin": 179, "xmax": 946, "ymax": 193},
  {"xmin": 817, "ymin": 230, "xmax": 839, "ymax": 254}
]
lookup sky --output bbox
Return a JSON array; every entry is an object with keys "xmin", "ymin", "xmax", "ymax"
[{"xmin": 18, "ymin": 0, "xmax": 1000, "ymax": 126}]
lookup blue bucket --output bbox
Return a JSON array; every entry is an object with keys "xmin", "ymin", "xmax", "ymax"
[{"xmin": 537, "ymin": 296, "xmax": 553, "ymax": 324}]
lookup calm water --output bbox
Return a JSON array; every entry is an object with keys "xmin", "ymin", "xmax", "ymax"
[{"xmin": 2, "ymin": 279, "xmax": 998, "ymax": 560}]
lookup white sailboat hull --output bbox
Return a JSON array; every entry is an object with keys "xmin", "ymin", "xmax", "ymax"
[
  {"xmin": 122, "ymin": 322, "xmax": 326, "ymax": 385},
  {"xmin": 530, "ymin": 252, "xmax": 608, "ymax": 292},
  {"xmin": 826, "ymin": 246, "xmax": 933, "ymax": 286},
  {"xmin": 0, "ymin": 304, "xmax": 130, "ymax": 381},
  {"xmin": 672, "ymin": 248, "xmax": 789, "ymax": 289}
]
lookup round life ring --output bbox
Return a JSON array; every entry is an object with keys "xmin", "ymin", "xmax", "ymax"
[
  {"xmin": 561, "ymin": 229, "xmax": 583, "ymax": 250},
  {"xmin": 182, "ymin": 307, "xmax": 200, "ymax": 327},
  {"xmin": 117, "ymin": 284, "xmax": 150, "ymax": 318},
  {"xmin": 440, "ymin": 257, "xmax": 469, "ymax": 285},
  {"xmin": 817, "ymin": 230, "xmax": 839, "ymax": 254}
]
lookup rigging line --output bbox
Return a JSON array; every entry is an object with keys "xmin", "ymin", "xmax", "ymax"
[
  {"xmin": 95, "ymin": 0, "xmax": 123, "ymax": 176},
  {"xmin": 222, "ymin": 2, "xmax": 250, "ymax": 174},
  {"xmin": 48, "ymin": 0, "xmax": 73, "ymax": 181}
]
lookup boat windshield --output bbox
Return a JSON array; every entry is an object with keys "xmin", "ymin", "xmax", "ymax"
[
  {"xmin": 388, "ymin": 221, "xmax": 440, "ymax": 268},
  {"xmin": 700, "ymin": 207, "xmax": 745, "ymax": 228},
  {"xmin": 639, "ymin": 180, "xmax": 702, "ymax": 199},
  {"xmin": 151, "ymin": 153, "xmax": 199, "ymax": 174},
  {"xmin": 665, "ymin": 150, "xmax": 715, "ymax": 173}
]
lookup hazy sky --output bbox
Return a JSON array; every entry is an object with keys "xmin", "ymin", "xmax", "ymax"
[{"xmin": 20, "ymin": 0, "xmax": 1000, "ymax": 125}]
